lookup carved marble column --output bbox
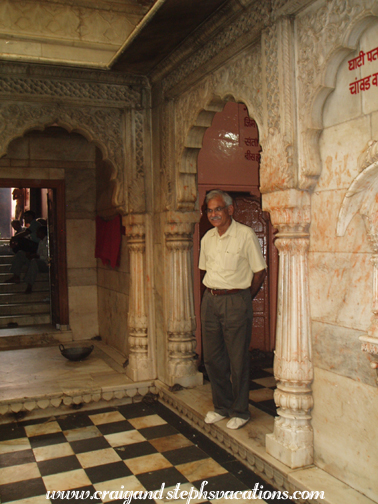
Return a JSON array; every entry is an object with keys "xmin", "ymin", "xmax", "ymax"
[
  {"xmin": 164, "ymin": 212, "xmax": 203, "ymax": 387},
  {"xmin": 126, "ymin": 214, "xmax": 153, "ymax": 381},
  {"xmin": 263, "ymin": 190, "xmax": 314, "ymax": 468}
]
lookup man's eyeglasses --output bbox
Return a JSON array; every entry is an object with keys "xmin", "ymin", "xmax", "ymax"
[{"xmin": 206, "ymin": 205, "xmax": 228, "ymax": 215}]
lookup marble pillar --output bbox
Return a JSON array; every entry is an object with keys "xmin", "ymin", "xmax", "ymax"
[
  {"xmin": 263, "ymin": 190, "xmax": 314, "ymax": 468},
  {"xmin": 126, "ymin": 214, "xmax": 154, "ymax": 381},
  {"xmin": 165, "ymin": 212, "xmax": 203, "ymax": 387}
]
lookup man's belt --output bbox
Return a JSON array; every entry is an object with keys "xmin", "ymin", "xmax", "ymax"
[{"xmin": 208, "ymin": 288, "xmax": 242, "ymax": 296}]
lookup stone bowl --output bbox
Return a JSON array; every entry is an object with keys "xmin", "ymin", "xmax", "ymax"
[{"xmin": 59, "ymin": 344, "xmax": 94, "ymax": 362}]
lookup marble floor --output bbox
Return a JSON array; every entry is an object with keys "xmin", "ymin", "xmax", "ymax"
[{"xmin": 0, "ymin": 399, "xmax": 280, "ymax": 504}]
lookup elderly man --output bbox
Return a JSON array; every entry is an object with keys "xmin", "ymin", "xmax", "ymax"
[{"xmin": 199, "ymin": 189, "xmax": 267, "ymax": 430}]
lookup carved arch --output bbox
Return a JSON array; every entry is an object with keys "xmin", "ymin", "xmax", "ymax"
[
  {"xmin": 0, "ymin": 102, "xmax": 126, "ymax": 212},
  {"xmin": 177, "ymin": 94, "xmax": 262, "ymax": 210},
  {"xmin": 298, "ymin": 5, "xmax": 378, "ymax": 190}
]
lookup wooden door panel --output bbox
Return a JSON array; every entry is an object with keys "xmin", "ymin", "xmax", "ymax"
[{"xmin": 233, "ymin": 195, "xmax": 270, "ymax": 351}]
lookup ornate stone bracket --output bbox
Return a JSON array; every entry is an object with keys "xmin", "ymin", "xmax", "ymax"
[
  {"xmin": 263, "ymin": 189, "xmax": 313, "ymax": 468},
  {"xmin": 337, "ymin": 140, "xmax": 378, "ymax": 383},
  {"xmin": 126, "ymin": 214, "xmax": 154, "ymax": 381},
  {"xmin": 164, "ymin": 212, "xmax": 203, "ymax": 387}
]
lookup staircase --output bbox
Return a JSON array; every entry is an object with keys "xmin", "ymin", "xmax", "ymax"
[{"xmin": 0, "ymin": 253, "xmax": 51, "ymax": 329}]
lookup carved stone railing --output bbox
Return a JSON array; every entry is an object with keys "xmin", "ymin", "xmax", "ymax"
[
  {"xmin": 126, "ymin": 214, "xmax": 154, "ymax": 381},
  {"xmin": 164, "ymin": 212, "xmax": 203, "ymax": 387},
  {"xmin": 337, "ymin": 140, "xmax": 378, "ymax": 383},
  {"xmin": 263, "ymin": 189, "xmax": 314, "ymax": 468}
]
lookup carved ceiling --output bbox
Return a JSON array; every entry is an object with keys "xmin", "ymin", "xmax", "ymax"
[{"xmin": 0, "ymin": 0, "xmax": 229, "ymax": 73}]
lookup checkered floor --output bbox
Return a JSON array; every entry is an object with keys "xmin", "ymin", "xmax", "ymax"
[
  {"xmin": 0, "ymin": 397, "xmax": 281, "ymax": 504},
  {"xmin": 248, "ymin": 357, "xmax": 276, "ymax": 417}
]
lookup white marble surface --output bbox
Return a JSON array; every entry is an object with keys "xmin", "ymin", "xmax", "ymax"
[
  {"xmin": 318, "ymin": 115, "xmax": 371, "ymax": 191},
  {"xmin": 312, "ymin": 367, "xmax": 378, "ymax": 502},
  {"xmin": 0, "ymin": 345, "xmax": 132, "ymax": 403},
  {"xmin": 68, "ymin": 286, "xmax": 99, "ymax": 340},
  {"xmin": 309, "ymin": 251, "xmax": 371, "ymax": 331},
  {"xmin": 310, "ymin": 189, "xmax": 370, "ymax": 254},
  {"xmin": 323, "ymin": 50, "xmax": 362, "ymax": 129},
  {"xmin": 66, "ymin": 219, "xmax": 97, "ymax": 270}
]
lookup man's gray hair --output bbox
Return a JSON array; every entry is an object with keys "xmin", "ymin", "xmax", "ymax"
[{"xmin": 205, "ymin": 189, "xmax": 233, "ymax": 207}]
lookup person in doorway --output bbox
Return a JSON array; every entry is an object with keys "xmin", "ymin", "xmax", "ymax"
[
  {"xmin": 9, "ymin": 210, "xmax": 41, "ymax": 255},
  {"xmin": 12, "ymin": 188, "xmax": 24, "ymax": 222},
  {"xmin": 199, "ymin": 189, "xmax": 267, "ymax": 430},
  {"xmin": 6, "ymin": 226, "xmax": 48, "ymax": 292}
]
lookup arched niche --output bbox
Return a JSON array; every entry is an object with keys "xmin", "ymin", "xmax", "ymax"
[
  {"xmin": 298, "ymin": 7, "xmax": 378, "ymax": 189},
  {"xmin": 177, "ymin": 94, "xmax": 262, "ymax": 210}
]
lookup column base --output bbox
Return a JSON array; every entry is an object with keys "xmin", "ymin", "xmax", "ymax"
[
  {"xmin": 126, "ymin": 357, "xmax": 155, "ymax": 382},
  {"xmin": 167, "ymin": 371, "xmax": 203, "ymax": 388},
  {"xmin": 266, "ymin": 432, "xmax": 313, "ymax": 469}
]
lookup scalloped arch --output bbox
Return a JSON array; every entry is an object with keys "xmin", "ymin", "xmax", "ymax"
[
  {"xmin": 0, "ymin": 104, "xmax": 125, "ymax": 211},
  {"xmin": 177, "ymin": 94, "xmax": 261, "ymax": 210}
]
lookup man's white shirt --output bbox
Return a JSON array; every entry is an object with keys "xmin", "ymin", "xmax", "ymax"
[{"xmin": 199, "ymin": 219, "xmax": 267, "ymax": 290}]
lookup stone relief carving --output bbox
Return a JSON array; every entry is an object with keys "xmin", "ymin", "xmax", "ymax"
[
  {"xmin": 0, "ymin": 75, "xmax": 143, "ymax": 107},
  {"xmin": 0, "ymin": 61, "xmax": 148, "ymax": 88},
  {"xmin": 0, "ymin": 102, "xmax": 126, "ymax": 211},
  {"xmin": 296, "ymin": 0, "xmax": 378, "ymax": 190},
  {"xmin": 128, "ymin": 109, "xmax": 146, "ymax": 213},
  {"xmin": 260, "ymin": 17, "xmax": 296, "ymax": 194},
  {"xmin": 162, "ymin": 2, "xmax": 270, "ymax": 94},
  {"xmin": 262, "ymin": 23, "xmax": 280, "ymax": 133},
  {"xmin": 337, "ymin": 140, "xmax": 378, "ymax": 380}
]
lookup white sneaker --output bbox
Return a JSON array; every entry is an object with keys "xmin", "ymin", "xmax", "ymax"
[
  {"xmin": 226, "ymin": 417, "xmax": 249, "ymax": 430},
  {"xmin": 204, "ymin": 411, "xmax": 227, "ymax": 424}
]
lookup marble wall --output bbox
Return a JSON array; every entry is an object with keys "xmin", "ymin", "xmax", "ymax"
[
  {"xmin": 3, "ymin": 128, "xmax": 99, "ymax": 341},
  {"xmin": 96, "ymin": 157, "xmax": 129, "ymax": 356},
  {"xmin": 310, "ymin": 21, "xmax": 378, "ymax": 500}
]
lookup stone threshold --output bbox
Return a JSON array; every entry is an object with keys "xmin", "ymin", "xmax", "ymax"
[
  {"xmin": 0, "ymin": 324, "xmax": 73, "ymax": 350},
  {"xmin": 155, "ymin": 380, "xmax": 375, "ymax": 504}
]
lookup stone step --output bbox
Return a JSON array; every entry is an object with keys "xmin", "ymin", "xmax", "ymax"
[
  {"xmin": 0, "ymin": 255, "xmax": 13, "ymax": 265},
  {"xmin": 0, "ymin": 325, "xmax": 73, "ymax": 351},
  {"xmin": 0, "ymin": 313, "xmax": 51, "ymax": 328},
  {"xmin": 0, "ymin": 272, "xmax": 49, "ymax": 282},
  {"xmin": 0, "ymin": 302, "xmax": 50, "ymax": 316},
  {"xmin": 0, "ymin": 281, "xmax": 49, "ymax": 294},
  {"xmin": 0, "ymin": 291, "xmax": 49, "ymax": 304},
  {"xmin": 0, "ymin": 264, "xmax": 11, "ymax": 273}
]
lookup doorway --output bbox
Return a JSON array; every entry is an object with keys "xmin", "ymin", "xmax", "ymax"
[
  {"xmin": 193, "ymin": 102, "xmax": 278, "ymax": 358},
  {"xmin": 0, "ymin": 179, "xmax": 68, "ymax": 330}
]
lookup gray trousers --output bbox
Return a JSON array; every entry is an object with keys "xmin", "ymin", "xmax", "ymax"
[
  {"xmin": 201, "ymin": 288, "xmax": 252, "ymax": 420},
  {"xmin": 11, "ymin": 251, "xmax": 48, "ymax": 285}
]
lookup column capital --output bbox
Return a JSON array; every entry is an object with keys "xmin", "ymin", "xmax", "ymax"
[{"xmin": 262, "ymin": 189, "xmax": 311, "ymax": 234}]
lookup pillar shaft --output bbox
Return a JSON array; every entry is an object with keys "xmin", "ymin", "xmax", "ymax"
[
  {"xmin": 165, "ymin": 216, "xmax": 202, "ymax": 387},
  {"xmin": 263, "ymin": 190, "xmax": 313, "ymax": 468},
  {"xmin": 126, "ymin": 215, "xmax": 153, "ymax": 381}
]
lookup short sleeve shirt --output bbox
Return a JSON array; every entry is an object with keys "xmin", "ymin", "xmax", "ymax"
[{"xmin": 199, "ymin": 219, "xmax": 267, "ymax": 290}]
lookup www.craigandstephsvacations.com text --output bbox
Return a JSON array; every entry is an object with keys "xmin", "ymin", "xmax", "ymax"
[{"xmin": 46, "ymin": 482, "xmax": 325, "ymax": 502}]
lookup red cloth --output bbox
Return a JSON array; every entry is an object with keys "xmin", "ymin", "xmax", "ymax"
[{"xmin": 95, "ymin": 214, "xmax": 121, "ymax": 268}]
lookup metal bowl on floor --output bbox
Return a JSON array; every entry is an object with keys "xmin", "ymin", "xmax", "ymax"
[{"xmin": 59, "ymin": 344, "xmax": 94, "ymax": 362}]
